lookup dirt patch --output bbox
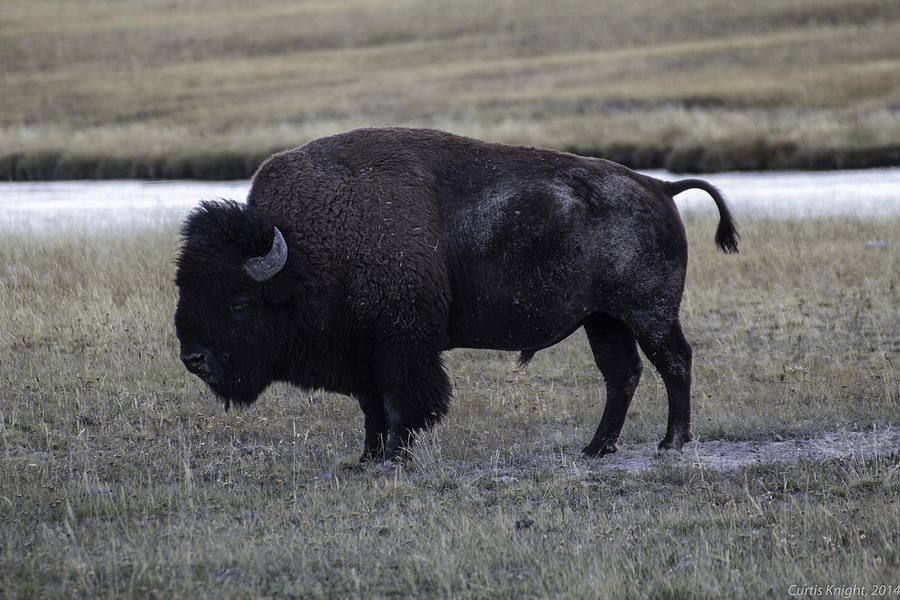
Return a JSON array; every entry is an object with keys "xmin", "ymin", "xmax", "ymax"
[
  {"xmin": 401, "ymin": 427, "xmax": 899, "ymax": 483},
  {"xmin": 590, "ymin": 427, "xmax": 900, "ymax": 473}
]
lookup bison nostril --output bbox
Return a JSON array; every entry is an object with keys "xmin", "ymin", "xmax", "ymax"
[{"xmin": 181, "ymin": 352, "xmax": 210, "ymax": 375}]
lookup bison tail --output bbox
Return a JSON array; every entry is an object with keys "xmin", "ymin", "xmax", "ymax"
[{"xmin": 666, "ymin": 179, "xmax": 739, "ymax": 253}]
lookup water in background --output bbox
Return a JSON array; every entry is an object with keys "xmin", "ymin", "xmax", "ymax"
[
  {"xmin": 1, "ymin": 180, "xmax": 249, "ymax": 233},
  {"xmin": 1, "ymin": 168, "xmax": 899, "ymax": 233}
]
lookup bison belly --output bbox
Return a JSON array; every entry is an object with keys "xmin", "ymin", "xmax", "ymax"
[
  {"xmin": 446, "ymin": 259, "xmax": 595, "ymax": 351},
  {"xmin": 443, "ymin": 191, "xmax": 621, "ymax": 352}
]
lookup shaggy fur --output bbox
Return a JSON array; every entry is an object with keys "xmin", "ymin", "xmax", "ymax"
[{"xmin": 175, "ymin": 127, "xmax": 738, "ymax": 462}]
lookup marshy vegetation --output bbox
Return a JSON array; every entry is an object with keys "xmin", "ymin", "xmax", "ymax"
[
  {"xmin": 1, "ymin": 214, "xmax": 897, "ymax": 597},
  {"xmin": 2, "ymin": 0, "xmax": 899, "ymax": 179}
]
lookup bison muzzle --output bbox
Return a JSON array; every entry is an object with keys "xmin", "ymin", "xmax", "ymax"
[{"xmin": 174, "ymin": 127, "xmax": 738, "ymax": 463}]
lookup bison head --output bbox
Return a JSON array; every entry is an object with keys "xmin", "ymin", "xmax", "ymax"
[{"xmin": 175, "ymin": 200, "xmax": 301, "ymax": 409}]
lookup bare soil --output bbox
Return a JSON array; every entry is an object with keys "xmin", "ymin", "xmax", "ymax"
[{"xmin": 590, "ymin": 427, "xmax": 900, "ymax": 473}]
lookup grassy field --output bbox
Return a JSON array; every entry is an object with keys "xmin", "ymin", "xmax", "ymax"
[
  {"xmin": 2, "ymin": 0, "xmax": 900, "ymax": 179},
  {"xmin": 1, "ymin": 213, "xmax": 898, "ymax": 598}
]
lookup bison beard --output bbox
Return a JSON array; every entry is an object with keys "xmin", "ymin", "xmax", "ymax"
[{"xmin": 174, "ymin": 127, "xmax": 738, "ymax": 464}]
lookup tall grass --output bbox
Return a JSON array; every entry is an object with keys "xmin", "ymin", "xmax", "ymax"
[
  {"xmin": 2, "ymin": 0, "xmax": 899, "ymax": 178},
  {"xmin": 1, "ymin": 214, "xmax": 898, "ymax": 597}
]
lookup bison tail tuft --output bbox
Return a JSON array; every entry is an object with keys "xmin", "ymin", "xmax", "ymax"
[
  {"xmin": 715, "ymin": 216, "xmax": 740, "ymax": 254},
  {"xmin": 666, "ymin": 178, "xmax": 739, "ymax": 254}
]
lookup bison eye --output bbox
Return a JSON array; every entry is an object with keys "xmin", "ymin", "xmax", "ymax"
[{"xmin": 229, "ymin": 298, "xmax": 252, "ymax": 316}]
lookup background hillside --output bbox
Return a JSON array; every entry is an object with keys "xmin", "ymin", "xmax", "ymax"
[{"xmin": 2, "ymin": 0, "xmax": 899, "ymax": 179}]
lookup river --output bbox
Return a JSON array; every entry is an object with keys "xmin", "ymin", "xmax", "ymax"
[{"xmin": 1, "ymin": 168, "xmax": 899, "ymax": 232}]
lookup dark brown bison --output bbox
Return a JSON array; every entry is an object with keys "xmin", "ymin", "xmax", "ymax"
[{"xmin": 175, "ymin": 127, "xmax": 738, "ymax": 462}]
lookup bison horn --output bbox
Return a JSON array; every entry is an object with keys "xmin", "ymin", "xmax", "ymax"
[{"xmin": 244, "ymin": 226, "xmax": 288, "ymax": 282}]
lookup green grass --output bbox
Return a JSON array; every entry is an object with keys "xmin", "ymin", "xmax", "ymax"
[
  {"xmin": 2, "ymin": 0, "xmax": 900, "ymax": 178},
  {"xmin": 1, "ymin": 214, "xmax": 898, "ymax": 598}
]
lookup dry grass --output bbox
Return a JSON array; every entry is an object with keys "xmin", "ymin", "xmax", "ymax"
[
  {"xmin": 2, "ymin": 0, "xmax": 899, "ymax": 178},
  {"xmin": 1, "ymin": 214, "xmax": 898, "ymax": 597}
]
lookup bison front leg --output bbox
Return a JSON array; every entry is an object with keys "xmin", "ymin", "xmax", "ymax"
[
  {"xmin": 356, "ymin": 394, "xmax": 389, "ymax": 463},
  {"xmin": 377, "ymin": 351, "xmax": 451, "ymax": 463}
]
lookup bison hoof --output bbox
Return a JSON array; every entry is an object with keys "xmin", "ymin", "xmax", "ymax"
[
  {"xmin": 658, "ymin": 429, "xmax": 692, "ymax": 453},
  {"xmin": 383, "ymin": 440, "xmax": 412, "ymax": 465},
  {"xmin": 582, "ymin": 440, "xmax": 619, "ymax": 458},
  {"xmin": 358, "ymin": 451, "xmax": 385, "ymax": 465}
]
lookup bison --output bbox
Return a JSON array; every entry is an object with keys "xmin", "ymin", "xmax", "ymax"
[{"xmin": 175, "ymin": 127, "xmax": 738, "ymax": 463}]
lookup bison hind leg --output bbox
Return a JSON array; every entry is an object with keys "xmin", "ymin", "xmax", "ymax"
[
  {"xmin": 633, "ymin": 317, "xmax": 693, "ymax": 452},
  {"xmin": 581, "ymin": 314, "xmax": 643, "ymax": 458},
  {"xmin": 377, "ymin": 351, "xmax": 451, "ymax": 462}
]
